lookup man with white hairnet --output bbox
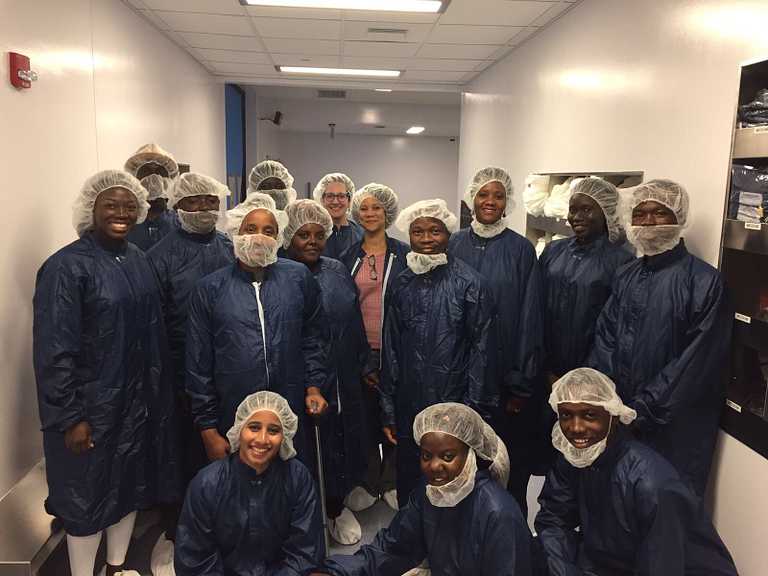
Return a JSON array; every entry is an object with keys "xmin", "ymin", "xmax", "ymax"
[
  {"xmin": 379, "ymin": 198, "xmax": 499, "ymax": 508},
  {"xmin": 313, "ymin": 403, "xmax": 534, "ymax": 576},
  {"xmin": 535, "ymin": 368, "xmax": 737, "ymax": 575},
  {"xmin": 185, "ymin": 193, "xmax": 332, "ymax": 475},
  {"xmin": 247, "ymin": 159, "xmax": 297, "ymax": 210},
  {"xmin": 146, "ymin": 173, "xmax": 235, "ymax": 484},
  {"xmin": 313, "ymin": 172, "xmax": 364, "ymax": 259},
  {"xmin": 589, "ymin": 179, "xmax": 733, "ymax": 495}
]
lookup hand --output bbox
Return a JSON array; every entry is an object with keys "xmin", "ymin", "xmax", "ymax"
[
  {"xmin": 362, "ymin": 371, "xmax": 379, "ymax": 389},
  {"xmin": 305, "ymin": 388, "xmax": 328, "ymax": 418},
  {"xmin": 382, "ymin": 425, "xmax": 398, "ymax": 445},
  {"xmin": 65, "ymin": 421, "xmax": 93, "ymax": 453},
  {"xmin": 201, "ymin": 429, "xmax": 230, "ymax": 462},
  {"xmin": 506, "ymin": 395, "xmax": 526, "ymax": 414},
  {"xmin": 546, "ymin": 373, "xmax": 559, "ymax": 390},
  {"xmin": 177, "ymin": 389, "xmax": 190, "ymax": 416}
]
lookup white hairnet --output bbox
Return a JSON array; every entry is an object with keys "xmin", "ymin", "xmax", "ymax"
[
  {"xmin": 350, "ymin": 183, "xmax": 399, "ymax": 229},
  {"xmin": 227, "ymin": 391, "xmax": 298, "ymax": 460},
  {"xmin": 140, "ymin": 174, "xmax": 172, "ymax": 202},
  {"xmin": 395, "ymin": 198, "xmax": 458, "ymax": 234},
  {"xmin": 247, "ymin": 160, "xmax": 296, "ymax": 210},
  {"xmin": 72, "ymin": 169, "xmax": 149, "ymax": 237},
  {"xmin": 463, "ymin": 166, "xmax": 516, "ymax": 212},
  {"xmin": 124, "ymin": 143, "xmax": 179, "ymax": 180},
  {"xmin": 282, "ymin": 199, "xmax": 334, "ymax": 249},
  {"xmin": 549, "ymin": 368, "xmax": 637, "ymax": 425},
  {"xmin": 312, "ymin": 172, "xmax": 355, "ymax": 202},
  {"xmin": 226, "ymin": 192, "xmax": 289, "ymax": 241},
  {"xmin": 167, "ymin": 172, "xmax": 231, "ymax": 209},
  {"xmin": 569, "ymin": 178, "xmax": 626, "ymax": 245},
  {"xmin": 624, "ymin": 179, "xmax": 690, "ymax": 228}
]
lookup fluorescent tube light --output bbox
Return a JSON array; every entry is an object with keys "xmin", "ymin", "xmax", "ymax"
[
  {"xmin": 375, "ymin": 88, "xmax": 393, "ymax": 92},
  {"xmin": 279, "ymin": 66, "xmax": 400, "ymax": 77},
  {"xmin": 243, "ymin": 0, "xmax": 442, "ymax": 13},
  {"xmin": 406, "ymin": 126, "xmax": 425, "ymax": 134}
]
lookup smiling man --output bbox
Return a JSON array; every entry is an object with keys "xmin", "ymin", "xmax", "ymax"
[
  {"xmin": 535, "ymin": 368, "xmax": 738, "ymax": 576},
  {"xmin": 313, "ymin": 172, "xmax": 364, "ymax": 260}
]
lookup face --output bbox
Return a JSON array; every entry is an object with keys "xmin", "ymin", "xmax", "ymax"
[
  {"xmin": 473, "ymin": 181, "xmax": 506, "ymax": 225},
  {"xmin": 239, "ymin": 208, "xmax": 278, "ymax": 238},
  {"xmin": 568, "ymin": 193, "xmax": 606, "ymax": 244},
  {"xmin": 419, "ymin": 432, "xmax": 469, "ymax": 487},
  {"xmin": 558, "ymin": 402, "xmax": 613, "ymax": 449},
  {"xmin": 238, "ymin": 410, "xmax": 283, "ymax": 472},
  {"xmin": 321, "ymin": 181, "xmax": 350, "ymax": 220},
  {"xmin": 409, "ymin": 217, "xmax": 450, "ymax": 254},
  {"xmin": 631, "ymin": 201, "xmax": 678, "ymax": 226},
  {"xmin": 257, "ymin": 177, "xmax": 286, "ymax": 191},
  {"xmin": 358, "ymin": 197, "xmax": 386, "ymax": 233},
  {"xmin": 91, "ymin": 187, "xmax": 139, "ymax": 245},
  {"xmin": 135, "ymin": 162, "xmax": 169, "ymax": 180},
  {"xmin": 288, "ymin": 223, "xmax": 326, "ymax": 265},
  {"xmin": 175, "ymin": 194, "xmax": 220, "ymax": 213}
]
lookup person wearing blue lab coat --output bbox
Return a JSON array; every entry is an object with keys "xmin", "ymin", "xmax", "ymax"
[
  {"xmin": 449, "ymin": 166, "xmax": 544, "ymax": 516},
  {"xmin": 176, "ymin": 391, "xmax": 324, "ymax": 576},
  {"xmin": 34, "ymin": 170, "xmax": 180, "ymax": 576},
  {"xmin": 313, "ymin": 403, "xmax": 534, "ymax": 576},
  {"xmin": 589, "ymin": 179, "xmax": 733, "ymax": 495},
  {"xmin": 313, "ymin": 173, "xmax": 364, "ymax": 259},
  {"xmin": 381, "ymin": 199, "xmax": 499, "ymax": 508},
  {"xmin": 185, "ymin": 193, "xmax": 331, "ymax": 471},
  {"xmin": 536, "ymin": 368, "xmax": 738, "ymax": 576}
]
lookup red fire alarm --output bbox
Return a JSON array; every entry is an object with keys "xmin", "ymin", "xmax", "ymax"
[{"xmin": 10, "ymin": 52, "xmax": 37, "ymax": 89}]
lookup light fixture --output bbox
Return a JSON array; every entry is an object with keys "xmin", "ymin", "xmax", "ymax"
[
  {"xmin": 278, "ymin": 66, "xmax": 400, "ymax": 77},
  {"xmin": 241, "ymin": 0, "xmax": 442, "ymax": 13},
  {"xmin": 406, "ymin": 126, "xmax": 425, "ymax": 134},
  {"xmin": 375, "ymin": 88, "xmax": 393, "ymax": 92}
]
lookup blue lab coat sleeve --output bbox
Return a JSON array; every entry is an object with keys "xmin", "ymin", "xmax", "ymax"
[
  {"xmin": 185, "ymin": 280, "xmax": 219, "ymax": 432},
  {"xmin": 175, "ymin": 475, "xmax": 226, "ymax": 575},
  {"xmin": 465, "ymin": 278, "xmax": 500, "ymax": 419}
]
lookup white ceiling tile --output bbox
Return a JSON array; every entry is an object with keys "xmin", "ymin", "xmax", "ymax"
[
  {"xmin": 344, "ymin": 41, "xmax": 420, "ymax": 58},
  {"xmin": 531, "ymin": 2, "xmax": 573, "ymax": 26},
  {"xmin": 180, "ymin": 32, "xmax": 264, "ymax": 51},
  {"xmin": 196, "ymin": 49, "xmax": 270, "ymax": 64},
  {"xmin": 401, "ymin": 70, "xmax": 466, "ymax": 82},
  {"xmin": 262, "ymin": 38, "xmax": 340, "ymax": 55},
  {"xmin": 137, "ymin": 10, "xmax": 171, "ymax": 30},
  {"xmin": 124, "ymin": 0, "xmax": 147, "ymax": 9},
  {"xmin": 410, "ymin": 58, "xmax": 483, "ymax": 72},
  {"xmin": 157, "ymin": 12, "xmax": 254, "ymax": 35},
  {"xmin": 473, "ymin": 59, "xmax": 495, "ymax": 72},
  {"xmin": 211, "ymin": 62, "xmax": 278, "ymax": 75},
  {"xmin": 344, "ymin": 10, "xmax": 439, "ymax": 24},
  {"xmin": 508, "ymin": 26, "xmax": 539, "ymax": 45},
  {"xmin": 341, "ymin": 56, "xmax": 412, "ymax": 70},
  {"xmin": 271, "ymin": 53, "xmax": 341, "ymax": 67},
  {"xmin": 440, "ymin": 0, "xmax": 555, "ymax": 26},
  {"xmin": 428, "ymin": 24, "xmax": 524, "ymax": 45},
  {"xmin": 142, "ymin": 0, "xmax": 245, "ymax": 14},
  {"xmin": 417, "ymin": 43, "xmax": 500, "ymax": 59},
  {"xmin": 342, "ymin": 21, "xmax": 433, "ymax": 43},
  {"xmin": 245, "ymin": 6, "xmax": 342, "ymax": 20},
  {"xmin": 252, "ymin": 17, "xmax": 341, "ymax": 40}
]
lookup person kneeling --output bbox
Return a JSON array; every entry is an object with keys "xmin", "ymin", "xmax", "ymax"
[
  {"xmin": 535, "ymin": 368, "xmax": 738, "ymax": 575},
  {"xmin": 312, "ymin": 403, "xmax": 535, "ymax": 576},
  {"xmin": 175, "ymin": 391, "xmax": 324, "ymax": 575}
]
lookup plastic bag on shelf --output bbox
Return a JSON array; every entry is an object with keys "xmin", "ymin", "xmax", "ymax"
[
  {"xmin": 535, "ymin": 236, "xmax": 548, "ymax": 259},
  {"xmin": 523, "ymin": 174, "xmax": 550, "ymax": 216},
  {"xmin": 729, "ymin": 165, "xmax": 768, "ymax": 219},
  {"xmin": 618, "ymin": 175, "xmax": 643, "ymax": 189},
  {"xmin": 738, "ymin": 89, "xmax": 768, "ymax": 127},
  {"xmin": 543, "ymin": 177, "xmax": 573, "ymax": 218},
  {"xmin": 737, "ymin": 205, "xmax": 761, "ymax": 222},
  {"xmin": 739, "ymin": 191, "xmax": 763, "ymax": 207}
]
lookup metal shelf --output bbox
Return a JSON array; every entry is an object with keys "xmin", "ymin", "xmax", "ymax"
[
  {"xmin": 733, "ymin": 314, "xmax": 768, "ymax": 353},
  {"xmin": 526, "ymin": 214, "xmax": 574, "ymax": 236},
  {"xmin": 721, "ymin": 400, "xmax": 768, "ymax": 460},
  {"xmin": 733, "ymin": 127, "xmax": 768, "ymax": 160},
  {"xmin": 722, "ymin": 219, "xmax": 768, "ymax": 256}
]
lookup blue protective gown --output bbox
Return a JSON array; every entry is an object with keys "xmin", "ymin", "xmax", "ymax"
[
  {"xmin": 322, "ymin": 470, "xmax": 535, "ymax": 576},
  {"xmin": 126, "ymin": 208, "xmax": 180, "ymax": 252},
  {"xmin": 589, "ymin": 240, "xmax": 733, "ymax": 494},
  {"xmin": 540, "ymin": 235, "xmax": 635, "ymax": 378},
  {"xmin": 175, "ymin": 454, "xmax": 324, "ymax": 576},
  {"xmin": 185, "ymin": 259, "xmax": 331, "ymax": 465},
  {"xmin": 380, "ymin": 256, "xmax": 499, "ymax": 505},
  {"xmin": 33, "ymin": 233, "xmax": 181, "ymax": 536},
  {"xmin": 323, "ymin": 220, "xmax": 364, "ymax": 260},
  {"xmin": 535, "ymin": 429, "xmax": 738, "ymax": 576}
]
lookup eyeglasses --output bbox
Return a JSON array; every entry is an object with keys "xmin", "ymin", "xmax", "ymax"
[
  {"xmin": 323, "ymin": 193, "xmax": 349, "ymax": 202},
  {"xmin": 367, "ymin": 255, "xmax": 378, "ymax": 281}
]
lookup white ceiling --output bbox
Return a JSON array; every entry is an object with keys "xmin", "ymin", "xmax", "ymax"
[{"xmin": 122, "ymin": 0, "xmax": 582, "ymax": 90}]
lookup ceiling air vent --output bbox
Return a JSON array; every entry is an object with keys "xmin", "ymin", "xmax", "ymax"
[
  {"xmin": 367, "ymin": 28, "xmax": 408, "ymax": 39},
  {"xmin": 317, "ymin": 90, "xmax": 347, "ymax": 99}
]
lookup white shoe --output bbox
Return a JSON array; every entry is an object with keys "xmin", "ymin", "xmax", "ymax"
[
  {"xmin": 383, "ymin": 489, "xmax": 398, "ymax": 511},
  {"xmin": 344, "ymin": 485, "xmax": 377, "ymax": 512},
  {"xmin": 329, "ymin": 508, "xmax": 362, "ymax": 545},
  {"xmin": 401, "ymin": 558, "xmax": 430, "ymax": 575},
  {"xmin": 150, "ymin": 532, "xmax": 176, "ymax": 576}
]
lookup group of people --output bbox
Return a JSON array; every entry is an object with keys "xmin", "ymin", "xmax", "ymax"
[{"xmin": 32, "ymin": 142, "xmax": 739, "ymax": 575}]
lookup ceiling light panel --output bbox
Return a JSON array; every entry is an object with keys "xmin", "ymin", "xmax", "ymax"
[
  {"xmin": 406, "ymin": 126, "xmax": 425, "ymax": 134},
  {"xmin": 279, "ymin": 66, "xmax": 401, "ymax": 76},
  {"xmin": 240, "ymin": 1, "xmax": 443, "ymax": 13}
]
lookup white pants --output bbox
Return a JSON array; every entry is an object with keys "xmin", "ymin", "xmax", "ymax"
[{"xmin": 66, "ymin": 511, "xmax": 137, "ymax": 576}]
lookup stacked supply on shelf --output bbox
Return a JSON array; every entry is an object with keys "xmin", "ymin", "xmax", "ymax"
[
  {"xmin": 738, "ymin": 88, "xmax": 768, "ymax": 128},
  {"xmin": 543, "ymin": 176, "xmax": 574, "ymax": 218},
  {"xmin": 729, "ymin": 165, "xmax": 768, "ymax": 223},
  {"xmin": 523, "ymin": 174, "xmax": 550, "ymax": 215}
]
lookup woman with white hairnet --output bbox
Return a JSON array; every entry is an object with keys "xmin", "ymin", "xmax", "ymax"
[
  {"xmin": 536, "ymin": 368, "xmax": 738, "ymax": 576},
  {"xmin": 33, "ymin": 170, "xmax": 181, "ymax": 576},
  {"xmin": 313, "ymin": 403, "xmax": 535, "ymax": 576},
  {"xmin": 313, "ymin": 172, "xmax": 364, "ymax": 259},
  {"xmin": 247, "ymin": 159, "xmax": 297, "ymax": 210},
  {"xmin": 449, "ymin": 166, "xmax": 544, "ymax": 517},
  {"xmin": 379, "ymin": 198, "xmax": 499, "ymax": 508},
  {"xmin": 176, "ymin": 391, "xmax": 324, "ymax": 575},
  {"xmin": 589, "ymin": 179, "xmax": 733, "ymax": 495},
  {"xmin": 185, "ymin": 193, "xmax": 332, "ymax": 475},
  {"xmin": 338, "ymin": 183, "xmax": 410, "ymax": 512},
  {"xmin": 283, "ymin": 199, "xmax": 374, "ymax": 544}
]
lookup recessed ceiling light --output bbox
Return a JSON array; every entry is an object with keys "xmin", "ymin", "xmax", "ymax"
[
  {"xmin": 406, "ymin": 126, "xmax": 425, "ymax": 134},
  {"xmin": 241, "ymin": 0, "xmax": 442, "ymax": 13},
  {"xmin": 375, "ymin": 88, "xmax": 393, "ymax": 92},
  {"xmin": 278, "ymin": 66, "xmax": 400, "ymax": 77}
]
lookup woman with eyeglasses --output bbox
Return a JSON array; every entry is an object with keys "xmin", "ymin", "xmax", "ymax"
[
  {"xmin": 338, "ymin": 183, "xmax": 409, "ymax": 512},
  {"xmin": 313, "ymin": 173, "xmax": 364, "ymax": 259}
]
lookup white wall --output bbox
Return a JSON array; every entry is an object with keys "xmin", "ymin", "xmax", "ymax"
[
  {"xmin": 457, "ymin": 0, "xmax": 768, "ymax": 573},
  {"xmin": 0, "ymin": 0, "xmax": 225, "ymax": 499},
  {"xmin": 276, "ymin": 131, "xmax": 460, "ymax": 242}
]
